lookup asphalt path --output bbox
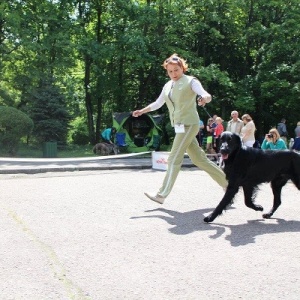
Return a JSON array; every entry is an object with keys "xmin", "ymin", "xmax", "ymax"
[
  {"xmin": 1, "ymin": 167, "xmax": 300, "ymax": 299},
  {"xmin": 0, "ymin": 153, "xmax": 195, "ymax": 174}
]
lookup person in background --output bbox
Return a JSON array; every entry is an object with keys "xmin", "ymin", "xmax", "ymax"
[
  {"xmin": 292, "ymin": 136, "xmax": 300, "ymax": 152},
  {"xmin": 240, "ymin": 114, "xmax": 256, "ymax": 147},
  {"xmin": 132, "ymin": 53, "xmax": 227, "ymax": 204},
  {"xmin": 277, "ymin": 118, "xmax": 288, "ymax": 144},
  {"xmin": 206, "ymin": 117, "xmax": 218, "ymax": 161},
  {"xmin": 261, "ymin": 128, "xmax": 287, "ymax": 150},
  {"xmin": 211, "ymin": 114, "xmax": 218, "ymax": 135},
  {"xmin": 213, "ymin": 117, "xmax": 224, "ymax": 153},
  {"xmin": 196, "ymin": 118, "xmax": 205, "ymax": 147},
  {"xmin": 294, "ymin": 121, "xmax": 300, "ymax": 138},
  {"xmin": 226, "ymin": 110, "xmax": 244, "ymax": 135},
  {"xmin": 101, "ymin": 127, "xmax": 116, "ymax": 144}
]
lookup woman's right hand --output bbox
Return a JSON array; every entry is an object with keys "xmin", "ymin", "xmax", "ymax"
[{"xmin": 132, "ymin": 110, "xmax": 142, "ymax": 117}]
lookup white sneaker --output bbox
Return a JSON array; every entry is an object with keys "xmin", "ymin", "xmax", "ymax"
[{"xmin": 144, "ymin": 192, "xmax": 165, "ymax": 204}]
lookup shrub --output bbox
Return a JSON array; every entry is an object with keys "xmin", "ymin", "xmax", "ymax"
[
  {"xmin": 0, "ymin": 106, "xmax": 34, "ymax": 155},
  {"xmin": 68, "ymin": 117, "xmax": 90, "ymax": 145}
]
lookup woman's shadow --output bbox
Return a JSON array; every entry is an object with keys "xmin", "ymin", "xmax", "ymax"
[{"xmin": 131, "ymin": 208, "xmax": 300, "ymax": 247}]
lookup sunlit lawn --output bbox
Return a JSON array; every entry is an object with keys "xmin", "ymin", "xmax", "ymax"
[
  {"xmin": 0, "ymin": 142, "xmax": 172, "ymax": 158},
  {"xmin": 0, "ymin": 143, "xmax": 95, "ymax": 158}
]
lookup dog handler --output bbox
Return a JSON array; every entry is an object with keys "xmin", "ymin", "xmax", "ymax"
[{"xmin": 132, "ymin": 54, "xmax": 227, "ymax": 204}]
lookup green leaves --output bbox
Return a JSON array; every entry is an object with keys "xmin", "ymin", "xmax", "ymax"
[{"xmin": 1, "ymin": 0, "xmax": 300, "ymax": 145}]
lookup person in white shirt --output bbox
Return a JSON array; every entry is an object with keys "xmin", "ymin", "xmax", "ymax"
[{"xmin": 240, "ymin": 114, "xmax": 256, "ymax": 147}]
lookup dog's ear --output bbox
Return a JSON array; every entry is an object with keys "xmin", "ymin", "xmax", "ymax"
[{"xmin": 232, "ymin": 133, "xmax": 242, "ymax": 146}]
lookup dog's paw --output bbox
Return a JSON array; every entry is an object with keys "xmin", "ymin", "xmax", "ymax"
[
  {"xmin": 262, "ymin": 213, "xmax": 272, "ymax": 219},
  {"xmin": 204, "ymin": 215, "xmax": 214, "ymax": 223},
  {"xmin": 254, "ymin": 205, "xmax": 263, "ymax": 211}
]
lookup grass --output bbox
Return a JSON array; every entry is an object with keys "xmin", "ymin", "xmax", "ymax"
[
  {"xmin": 0, "ymin": 143, "xmax": 172, "ymax": 158},
  {"xmin": 0, "ymin": 143, "xmax": 95, "ymax": 158}
]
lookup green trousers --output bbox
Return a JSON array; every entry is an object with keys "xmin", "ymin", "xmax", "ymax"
[{"xmin": 158, "ymin": 124, "xmax": 227, "ymax": 197}]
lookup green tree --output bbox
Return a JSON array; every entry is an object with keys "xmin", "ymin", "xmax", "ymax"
[
  {"xmin": 0, "ymin": 106, "xmax": 33, "ymax": 155},
  {"xmin": 27, "ymin": 78, "xmax": 70, "ymax": 144}
]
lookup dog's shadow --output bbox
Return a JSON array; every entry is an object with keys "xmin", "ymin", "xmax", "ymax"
[{"xmin": 131, "ymin": 208, "xmax": 300, "ymax": 247}]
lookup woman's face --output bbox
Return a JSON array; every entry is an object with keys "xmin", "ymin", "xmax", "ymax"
[
  {"xmin": 270, "ymin": 131, "xmax": 277, "ymax": 140},
  {"xmin": 166, "ymin": 63, "xmax": 184, "ymax": 81}
]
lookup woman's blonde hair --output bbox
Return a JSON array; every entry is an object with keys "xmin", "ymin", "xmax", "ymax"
[
  {"xmin": 162, "ymin": 53, "xmax": 188, "ymax": 72},
  {"xmin": 241, "ymin": 114, "xmax": 252, "ymax": 122},
  {"xmin": 297, "ymin": 121, "xmax": 300, "ymax": 126},
  {"xmin": 269, "ymin": 128, "xmax": 280, "ymax": 141}
]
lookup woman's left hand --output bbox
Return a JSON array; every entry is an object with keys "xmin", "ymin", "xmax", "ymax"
[{"xmin": 197, "ymin": 97, "xmax": 206, "ymax": 107}]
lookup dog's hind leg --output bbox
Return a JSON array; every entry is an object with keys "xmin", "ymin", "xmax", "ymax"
[
  {"xmin": 263, "ymin": 178, "xmax": 288, "ymax": 219},
  {"xmin": 242, "ymin": 185, "xmax": 263, "ymax": 212},
  {"xmin": 204, "ymin": 185, "xmax": 239, "ymax": 223}
]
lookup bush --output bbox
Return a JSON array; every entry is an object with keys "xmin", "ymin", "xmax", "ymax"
[
  {"xmin": 68, "ymin": 117, "xmax": 90, "ymax": 145},
  {"xmin": 0, "ymin": 106, "xmax": 34, "ymax": 155}
]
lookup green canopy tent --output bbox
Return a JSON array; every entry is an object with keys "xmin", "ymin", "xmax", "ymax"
[{"xmin": 112, "ymin": 112, "xmax": 164, "ymax": 153}]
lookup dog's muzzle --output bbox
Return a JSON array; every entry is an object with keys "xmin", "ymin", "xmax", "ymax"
[{"xmin": 220, "ymin": 142, "xmax": 229, "ymax": 160}]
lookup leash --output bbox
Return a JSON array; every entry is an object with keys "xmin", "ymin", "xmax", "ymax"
[{"xmin": 201, "ymin": 106, "xmax": 213, "ymax": 119}]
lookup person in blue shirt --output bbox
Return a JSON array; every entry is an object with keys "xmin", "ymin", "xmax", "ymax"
[
  {"xmin": 101, "ymin": 127, "xmax": 116, "ymax": 144},
  {"xmin": 261, "ymin": 128, "xmax": 287, "ymax": 150},
  {"xmin": 292, "ymin": 137, "xmax": 300, "ymax": 151}
]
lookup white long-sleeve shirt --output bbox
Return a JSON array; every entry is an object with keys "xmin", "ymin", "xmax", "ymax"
[{"xmin": 149, "ymin": 78, "xmax": 211, "ymax": 111}]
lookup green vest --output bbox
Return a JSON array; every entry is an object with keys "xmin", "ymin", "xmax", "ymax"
[{"xmin": 164, "ymin": 75, "xmax": 200, "ymax": 127}]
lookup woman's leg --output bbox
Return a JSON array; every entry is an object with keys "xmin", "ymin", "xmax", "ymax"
[
  {"xmin": 187, "ymin": 135, "xmax": 227, "ymax": 188},
  {"xmin": 158, "ymin": 125, "xmax": 199, "ymax": 197}
]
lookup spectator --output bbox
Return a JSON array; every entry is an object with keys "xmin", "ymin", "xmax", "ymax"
[
  {"xmin": 226, "ymin": 110, "xmax": 244, "ymax": 135},
  {"xmin": 294, "ymin": 121, "xmax": 300, "ymax": 137},
  {"xmin": 101, "ymin": 127, "xmax": 116, "ymax": 144},
  {"xmin": 196, "ymin": 118, "xmax": 205, "ymax": 147},
  {"xmin": 292, "ymin": 136, "xmax": 300, "ymax": 152},
  {"xmin": 206, "ymin": 118, "xmax": 218, "ymax": 161},
  {"xmin": 261, "ymin": 128, "xmax": 287, "ymax": 150},
  {"xmin": 211, "ymin": 114, "xmax": 217, "ymax": 135},
  {"xmin": 213, "ymin": 117, "xmax": 224, "ymax": 153},
  {"xmin": 241, "ymin": 114, "xmax": 256, "ymax": 147},
  {"xmin": 277, "ymin": 118, "xmax": 288, "ymax": 144}
]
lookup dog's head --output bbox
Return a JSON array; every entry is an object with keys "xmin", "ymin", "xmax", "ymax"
[{"xmin": 219, "ymin": 131, "xmax": 242, "ymax": 161}]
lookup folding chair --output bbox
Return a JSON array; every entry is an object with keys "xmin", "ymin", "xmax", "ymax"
[{"xmin": 115, "ymin": 132, "xmax": 128, "ymax": 147}]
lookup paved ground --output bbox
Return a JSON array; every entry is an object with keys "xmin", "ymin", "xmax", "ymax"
[
  {"xmin": 0, "ymin": 153, "xmax": 194, "ymax": 174},
  {"xmin": 1, "ymin": 165, "xmax": 300, "ymax": 299}
]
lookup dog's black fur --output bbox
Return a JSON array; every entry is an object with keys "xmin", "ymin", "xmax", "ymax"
[
  {"xmin": 204, "ymin": 131, "xmax": 300, "ymax": 223},
  {"xmin": 93, "ymin": 142, "xmax": 119, "ymax": 155}
]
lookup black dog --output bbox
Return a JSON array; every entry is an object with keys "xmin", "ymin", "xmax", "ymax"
[{"xmin": 204, "ymin": 131, "xmax": 300, "ymax": 223}]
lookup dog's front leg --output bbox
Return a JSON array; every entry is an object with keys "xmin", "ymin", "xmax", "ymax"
[
  {"xmin": 204, "ymin": 186, "xmax": 239, "ymax": 223},
  {"xmin": 242, "ymin": 185, "xmax": 263, "ymax": 212}
]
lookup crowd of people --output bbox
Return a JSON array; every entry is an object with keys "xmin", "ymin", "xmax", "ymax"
[{"xmin": 197, "ymin": 111, "xmax": 300, "ymax": 159}]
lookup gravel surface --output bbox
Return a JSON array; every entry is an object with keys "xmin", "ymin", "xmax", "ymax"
[{"xmin": 1, "ymin": 168, "xmax": 300, "ymax": 299}]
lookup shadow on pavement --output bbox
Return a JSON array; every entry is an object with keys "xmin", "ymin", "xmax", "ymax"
[
  {"xmin": 131, "ymin": 208, "xmax": 300, "ymax": 247},
  {"xmin": 131, "ymin": 207, "xmax": 227, "ymax": 237}
]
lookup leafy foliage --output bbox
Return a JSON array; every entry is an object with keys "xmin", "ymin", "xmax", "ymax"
[
  {"xmin": 27, "ymin": 78, "xmax": 70, "ymax": 144},
  {"xmin": 0, "ymin": 0, "xmax": 299, "ymax": 147},
  {"xmin": 0, "ymin": 106, "xmax": 33, "ymax": 155}
]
